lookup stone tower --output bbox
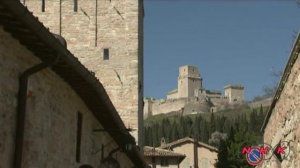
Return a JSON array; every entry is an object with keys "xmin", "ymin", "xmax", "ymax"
[
  {"xmin": 178, "ymin": 65, "xmax": 203, "ymax": 98},
  {"xmin": 224, "ymin": 85, "xmax": 244, "ymax": 103},
  {"xmin": 22, "ymin": 0, "xmax": 144, "ymax": 146}
]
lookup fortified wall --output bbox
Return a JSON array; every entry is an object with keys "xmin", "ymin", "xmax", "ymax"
[
  {"xmin": 144, "ymin": 65, "xmax": 245, "ymax": 118},
  {"xmin": 144, "ymin": 96, "xmax": 211, "ymax": 118}
]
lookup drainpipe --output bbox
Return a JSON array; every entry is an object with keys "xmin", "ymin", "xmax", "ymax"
[
  {"xmin": 194, "ymin": 137, "xmax": 198, "ymax": 168},
  {"xmin": 14, "ymin": 57, "xmax": 59, "ymax": 168}
]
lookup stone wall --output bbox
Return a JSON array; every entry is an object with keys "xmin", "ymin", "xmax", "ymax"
[
  {"xmin": 249, "ymin": 97, "xmax": 272, "ymax": 109},
  {"xmin": 144, "ymin": 158, "xmax": 180, "ymax": 168},
  {"xmin": 171, "ymin": 143, "xmax": 217, "ymax": 168},
  {"xmin": 23, "ymin": 0, "xmax": 144, "ymax": 144},
  {"xmin": 224, "ymin": 85, "xmax": 244, "ymax": 103},
  {"xmin": 172, "ymin": 143, "xmax": 194, "ymax": 168},
  {"xmin": 183, "ymin": 101, "xmax": 211, "ymax": 115},
  {"xmin": 166, "ymin": 90, "xmax": 178, "ymax": 100},
  {"xmin": 197, "ymin": 147, "xmax": 218, "ymax": 168},
  {"xmin": 144, "ymin": 97, "xmax": 212, "ymax": 118},
  {"xmin": 209, "ymin": 96, "xmax": 228, "ymax": 106},
  {"xmin": 151, "ymin": 98, "xmax": 187, "ymax": 116},
  {"xmin": 0, "ymin": 27, "xmax": 134, "ymax": 168},
  {"xmin": 258, "ymin": 52, "xmax": 300, "ymax": 168},
  {"xmin": 178, "ymin": 65, "xmax": 202, "ymax": 98}
]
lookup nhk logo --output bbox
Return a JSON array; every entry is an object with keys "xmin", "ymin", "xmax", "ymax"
[{"xmin": 241, "ymin": 141, "xmax": 290, "ymax": 166}]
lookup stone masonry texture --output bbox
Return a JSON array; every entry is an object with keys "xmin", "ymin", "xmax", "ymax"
[
  {"xmin": 258, "ymin": 51, "xmax": 300, "ymax": 167},
  {"xmin": 0, "ymin": 26, "xmax": 134, "ymax": 168},
  {"xmin": 23, "ymin": 0, "xmax": 144, "ymax": 145}
]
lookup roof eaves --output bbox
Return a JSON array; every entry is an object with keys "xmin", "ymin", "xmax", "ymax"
[
  {"xmin": 161, "ymin": 137, "xmax": 218, "ymax": 152},
  {"xmin": 0, "ymin": 1, "xmax": 147, "ymax": 167}
]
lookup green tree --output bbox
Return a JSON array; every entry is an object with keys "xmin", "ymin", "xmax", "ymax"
[
  {"xmin": 187, "ymin": 116, "xmax": 194, "ymax": 136},
  {"xmin": 170, "ymin": 121, "xmax": 179, "ymax": 141},
  {"xmin": 202, "ymin": 121, "xmax": 209, "ymax": 143},
  {"xmin": 210, "ymin": 113, "xmax": 216, "ymax": 133},
  {"xmin": 227, "ymin": 126, "xmax": 256, "ymax": 168},
  {"xmin": 193, "ymin": 115, "xmax": 202, "ymax": 138},
  {"xmin": 216, "ymin": 139, "xmax": 229, "ymax": 168},
  {"xmin": 178, "ymin": 116, "xmax": 186, "ymax": 138}
]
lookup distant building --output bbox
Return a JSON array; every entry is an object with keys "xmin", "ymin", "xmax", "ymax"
[
  {"xmin": 0, "ymin": 1, "xmax": 147, "ymax": 167},
  {"xmin": 224, "ymin": 85, "xmax": 245, "ymax": 104},
  {"xmin": 144, "ymin": 146, "xmax": 186, "ymax": 168},
  {"xmin": 167, "ymin": 65, "xmax": 204, "ymax": 99},
  {"xmin": 160, "ymin": 137, "xmax": 218, "ymax": 168},
  {"xmin": 144, "ymin": 65, "xmax": 245, "ymax": 118},
  {"xmin": 259, "ymin": 34, "xmax": 300, "ymax": 167}
]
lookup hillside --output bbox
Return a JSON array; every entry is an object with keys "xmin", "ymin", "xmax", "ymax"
[{"xmin": 144, "ymin": 104, "xmax": 269, "ymax": 147}]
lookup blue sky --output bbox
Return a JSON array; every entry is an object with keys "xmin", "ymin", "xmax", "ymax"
[{"xmin": 143, "ymin": 0, "xmax": 300, "ymax": 101}]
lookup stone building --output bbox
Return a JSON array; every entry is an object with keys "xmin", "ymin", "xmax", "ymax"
[
  {"xmin": 144, "ymin": 146, "xmax": 186, "ymax": 168},
  {"xmin": 144, "ymin": 65, "xmax": 245, "ymax": 118},
  {"xmin": 22, "ymin": 0, "xmax": 144, "ymax": 144},
  {"xmin": 258, "ymin": 34, "xmax": 300, "ymax": 167},
  {"xmin": 224, "ymin": 85, "xmax": 244, "ymax": 104},
  {"xmin": 167, "ymin": 65, "xmax": 204, "ymax": 99},
  {"xmin": 0, "ymin": 1, "xmax": 147, "ymax": 167},
  {"xmin": 160, "ymin": 137, "xmax": 218, "ymax": 168}
]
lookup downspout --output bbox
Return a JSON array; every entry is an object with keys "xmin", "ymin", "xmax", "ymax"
[
  {"xmin": 194, "ymin": 137, "xmax": 198, "ymax": 168},
  {"xmin": 14, "ymin": 56, "xmax": 59, "ymax": 168}
]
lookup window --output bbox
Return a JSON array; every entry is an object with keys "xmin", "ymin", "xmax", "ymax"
[
  {"xmin": 160, "ymin": 158, "xmax": 169, "ymax": 167},
  {"xmin": 41, "ymin": 0, "xmax": 45, "ymax": 12},
  {"xmin": 103, "ymin": 48, "xmax": 109, "ymax": 60},
  {"xmin": 76, "ymin": 112, "xmax": 83, "ymax": 162},
  {"xmin": 74, "ymin": 0, "xmax": 78, "ymax": 12}
]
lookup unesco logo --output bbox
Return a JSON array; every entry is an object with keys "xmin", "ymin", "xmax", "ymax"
[{"xmin": 241, "ymin": 141, "xmax": 290, "ymax": 166}]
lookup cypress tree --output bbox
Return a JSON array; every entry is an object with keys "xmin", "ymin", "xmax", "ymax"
[
  {"xmin": 210, "ymin": 113, "xmax": 216, "ymax": 133},
  {"xmin": 216, "ymin": 139, "xmax": 229, "ymax": 168}
]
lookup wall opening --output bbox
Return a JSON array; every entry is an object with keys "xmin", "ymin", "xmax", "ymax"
[
  {"xmin": 41, "ymin": 0, "xmax": 45, "ymax": 12},
  {"xmin": 74, "ymin": 0, "xmax": 78, "ymax": 12},
  {"xmin": 76, "ymin": 112, "xmax": 83, "ymax": 163},
  {"xmin": 103, "ymin": 48, "xmax": 109, "ymax": 60}
]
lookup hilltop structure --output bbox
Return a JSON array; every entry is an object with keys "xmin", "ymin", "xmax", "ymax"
[
  {"xmin": 22, "ymin": 0, "xmax": 144, "ymax": 145},
  {"xmin": 144, "ymin": 65, "xmax": 245, "ymax": 117}
]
